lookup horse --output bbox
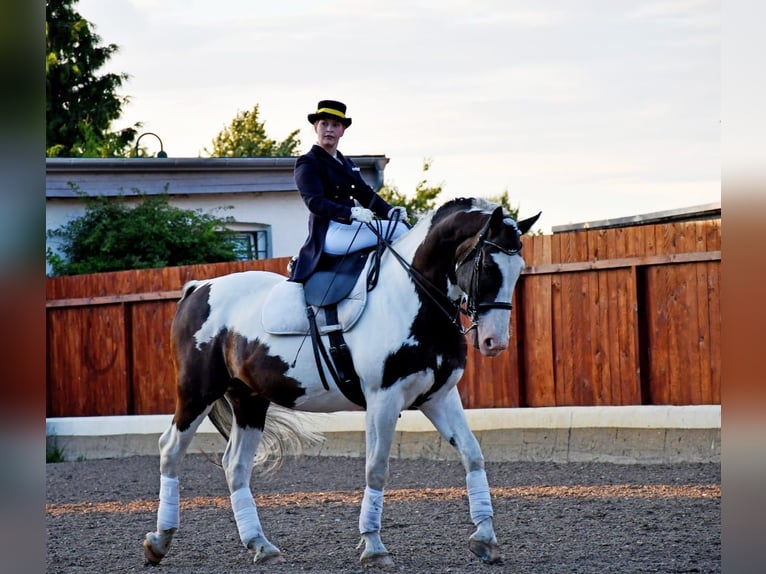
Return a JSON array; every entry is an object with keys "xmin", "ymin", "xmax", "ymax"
[{"xmin": 143, "ymin": 197, "xmax": 540, "ymax": 568}]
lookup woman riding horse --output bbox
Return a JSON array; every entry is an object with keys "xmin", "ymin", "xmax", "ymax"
[{"xmin": 289, "ymin": 99, "xmax": 408, "ymax": 282}]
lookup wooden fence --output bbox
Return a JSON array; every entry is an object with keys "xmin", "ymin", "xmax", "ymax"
[{"xmin": 46, "ymin": 220, "xmax": 720, "ymax": 417}]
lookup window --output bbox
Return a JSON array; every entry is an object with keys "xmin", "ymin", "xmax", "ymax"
[{"xmin": 232, "ymin": 229, "xmax": 271, "ymax": 260}]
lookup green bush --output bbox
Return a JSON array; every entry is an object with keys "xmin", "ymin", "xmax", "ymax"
[{"xmin": 47, "ymin": 186, "xmax": 240, "ymax": 276}]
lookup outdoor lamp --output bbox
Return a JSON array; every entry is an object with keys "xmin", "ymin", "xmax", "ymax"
[{"xmin": 134, "ymin": 132, "xmax": 168, "ymax": 158}]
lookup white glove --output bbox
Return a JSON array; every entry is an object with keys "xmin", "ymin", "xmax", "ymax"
[
  {"xmin": 388, "ymin": 206, "xmax": 408, "ymax": 221},
  {"xmin": 350, "ymin": 206, "xmax": 374, "ymax": 223}
]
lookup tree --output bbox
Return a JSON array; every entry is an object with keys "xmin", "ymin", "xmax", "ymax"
[
  {"xmin": 46, "ymin": 186, "xmax": 240, "ymax": 276},
  {"xmin": 379, "ymin": 160, "xmax": 537, "ymax": 233},
  {"xmin": 46, "ymin": 0, "xmax": 138, "ymax": 157},
  {"xmin": 378, "ymin": 158, "xmax": 444, "ymax": 225},
  {"xmin": 486, "ymin": 189, "xmax": 520, "ymax": 221},
  {"xmin": 205, "ymin": 105, "xmax": 301, "ymax": 157}
]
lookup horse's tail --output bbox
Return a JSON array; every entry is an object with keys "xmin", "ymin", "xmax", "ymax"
[
  {"xmin": 178, "ymin": 279, "xmax": 207, "ymax": 303},
  {"xmin": 208, "ymin": 398, "xmax": 325, "ymax": 476}
]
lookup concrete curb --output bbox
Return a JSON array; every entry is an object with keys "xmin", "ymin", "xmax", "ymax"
[{"xmin": 46, "ymin": 405, "xmax": 720, "ymax": 464}]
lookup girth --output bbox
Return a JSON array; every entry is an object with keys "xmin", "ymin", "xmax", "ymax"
[{"xmin": 306, "ymin": 305, "xmax": 366, "ymax": 408}]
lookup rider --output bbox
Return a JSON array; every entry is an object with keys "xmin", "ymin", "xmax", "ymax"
[{"xmin": 288, "ymin": 100, "xmax": 409, "ymax": 282}]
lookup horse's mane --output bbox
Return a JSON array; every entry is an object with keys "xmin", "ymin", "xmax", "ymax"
[{"xmin": 428, "ymin": 197, "xmax": 501, "ymax": 227}]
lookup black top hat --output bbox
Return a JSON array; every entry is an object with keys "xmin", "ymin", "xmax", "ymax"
[{"xmin": 307, "ymin": 100, "xmax": 352, "ymax": 127}]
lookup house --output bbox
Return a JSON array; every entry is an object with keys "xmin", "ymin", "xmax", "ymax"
[{"xmin": 45, "ymin": 156, "xmax": 389, "ymax": 273}]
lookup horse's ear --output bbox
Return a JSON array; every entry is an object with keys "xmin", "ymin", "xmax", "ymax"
[
  {"xmin": 489, "ymin": 206, "xmax": 505, "ymax": 230},
  {"xmin": 517, "ymin": 211, "xmax": 542, "ymax": 235}
]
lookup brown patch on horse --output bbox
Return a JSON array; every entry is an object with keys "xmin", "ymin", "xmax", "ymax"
[
  {"xmin": 223, "ymin": 330, "xmax": 306, "ymax": 409},
  {"xmin": 412, "ymin": 208, "xmax": 489, "ymax": 284},
  {"xmin": 170, "ymin": 283, "xmax": 232, "ymax": 432}
]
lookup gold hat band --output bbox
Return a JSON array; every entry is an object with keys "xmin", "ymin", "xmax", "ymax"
[{"xmin": 316, "ymin": 107, "xmax": 346, "ymax": 119}]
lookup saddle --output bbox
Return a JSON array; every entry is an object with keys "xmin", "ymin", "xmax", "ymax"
[
  {"xmin": 262, "ymin": 250, "xmax": 373, "ymax": 336},
  {"xmin": 304, "ymin": 250, "xmax": 370, "ymax": 307},
  {"xmin": 262, "ymin": 250, "xmax": 378, "ymax": 408}
]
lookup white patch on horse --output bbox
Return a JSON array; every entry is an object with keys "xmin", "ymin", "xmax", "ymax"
[{"xmin": 191, "ymin": 272, "xmax": 281, "ymax": 348}]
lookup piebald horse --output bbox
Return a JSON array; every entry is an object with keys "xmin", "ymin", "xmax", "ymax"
[{"xmin": 143, "ymin": 197, "xmax": 540, "ymax": 568}]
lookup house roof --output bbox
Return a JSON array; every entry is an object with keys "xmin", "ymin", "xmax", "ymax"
[{"xmin": 46, "ymin": 156, "xmax": 390, "ymax": 198}]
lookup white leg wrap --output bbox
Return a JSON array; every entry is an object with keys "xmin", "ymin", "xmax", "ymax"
[
  {"xmin": 466, "ymin": 469, "xmax": 494, "ymax": 525},
  {"xmin": 231, "ymin": 487, "xmax": 263, "ymax": 546},
  {"xmin": 157, "ymin": 475, "xmax": 180, "ymax": 531},
  {"xmin": 359, "ymin": 486, "xmax": 384, "ymax": 534}
]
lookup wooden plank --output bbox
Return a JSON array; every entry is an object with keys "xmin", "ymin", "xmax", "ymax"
[
  {"xmin": 549, "ymin": 233, "xmax": 564, "ymax": 404},
  {"xmin": 623, "ymin": 226, "xmax": 643, "ymax": 258},
  {"xmin": 706, "ymin": 261, "xmax": 722, "ymax": 403},
  {"xmin": 603, "ymin": 269, "xmax": 620, "ymax": 404},
  {"xmin": 614, "ymin": 229, "xmax": 641, "ymax": 405},
  {"xmin": 676, "ymin": 224, "xmax": 703, "ymax": 403},
  {"xmin": 554, "ymin": 231, "xmax": 588, "ymax": 405},
  {"xmin": 643, "ymin": 224, "xmax": 658, "ymax": 257},
  {"xmin": 46, "ymin": 290, "xmax": 183, "ymax": 308},
  {"xmin": 620, "ymin": 266, "xmax": 642, "ymax": 404},
  {"xmin": 695, "ymin": 258, "xmax": 713, "ymax": 404},
  {"xmin": 608, "ymin": 228, "xmax": 627, "ymax": 405},
  {"xmin": 523, "ymin": 250, "xmax": 720, "ymax": 275},
  {"xmin": 522, "ymin": 233, "xmax": 537, "ymax": 265},
  {"xmin": 671, "ymin": 263, "xmax": 700, "ymax": 403},
  {"xmin": 46, "ymin": 305, "xmax": 130, "ymax": 417},
  {"xmin": 130, "ymin": 301, "xmax": 178, "ymax": 415},
  {"xmin": 692, "ymin": 222, "xmax": 712, "ymax": 404},
  {"xmin": 572, "ymin": 233, "xmax": 592, "ymax": 405},
  {"xmin": 501, "ymin": 289, "xmax": 523, "ymax": 407},
  {"xmin": 646, "ymin": 265, "xmax": 670, "ymax": 404},
  {"xmin": 520, "ymin": 275, "xmax": 555, "ymax": 406},
  {"xmin": 704, "ymin": 220, "xmax": 721, "ymax": 251},
  {"xmin": 589, "ymin": 268, "xmax": 609, "ymax": 404}
]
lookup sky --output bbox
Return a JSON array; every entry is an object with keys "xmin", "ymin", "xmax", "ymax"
[{"xmin": 76, "ymin": 0, "xmax": 721, "ymax": 232}]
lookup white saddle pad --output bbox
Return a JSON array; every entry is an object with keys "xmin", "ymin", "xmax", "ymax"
[{"xmin": 261, "ymin": 259, "xmax": 371, "ymax": 335}]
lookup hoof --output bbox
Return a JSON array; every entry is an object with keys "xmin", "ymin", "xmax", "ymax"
[
  {"xmin": 254, "ymin": 551, "xmax": 285, "ymax": 565},
  {"xmin": 143, "ymin": 536, "xmax": 165, "ymax": 566},
  {"xmin": 360, "ymin": 552, "xmax": 395, "ymax": 568},
  {"xmin": 469, "ymin": 538, "xmax": 503, "ymax": 565}
]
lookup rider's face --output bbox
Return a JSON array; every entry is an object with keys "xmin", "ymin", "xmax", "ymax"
[{"xmin": 315, "ymin": 119, "xmax": 345, "ymax": 149}]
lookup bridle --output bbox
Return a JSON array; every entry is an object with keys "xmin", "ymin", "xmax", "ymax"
[
  {"xmin": 453, "ymin": 215, "xmax": 522, "ymax": 329},
  {"xmin": 367, "ymin": 212, "xmax": 523, "ymax": 335}
]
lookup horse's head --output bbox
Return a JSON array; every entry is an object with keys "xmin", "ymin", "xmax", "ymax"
[{"xmin": 452, "ymin": 205, "xmax": 541, "ymax": 357}]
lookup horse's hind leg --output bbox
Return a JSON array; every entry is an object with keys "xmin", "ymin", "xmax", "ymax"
[
  {"xmin": 419, "ymin": 387, "xmax": 503, "ymax": 564},
  {"xmin": 223, "ymin": 393, "xmax": 284, "ymax": 565},
  {"xmin": 143, "ymin": 406, "xmax": 212, "ymax": 565}
]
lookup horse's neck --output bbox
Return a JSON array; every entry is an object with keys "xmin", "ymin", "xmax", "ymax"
[{"xmin": 386, "ymin": 212, "xmax": 456, "ymax": 293}]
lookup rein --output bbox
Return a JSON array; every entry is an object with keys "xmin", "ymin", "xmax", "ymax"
[{"xmin": 366, "ymin": 212, "xmax": 522, "ymax": 335}]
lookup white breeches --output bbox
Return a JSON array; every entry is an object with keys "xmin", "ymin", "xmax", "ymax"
[{"xmin": 324, "ymin": 220, "xmax": 408, "ymax": 256}]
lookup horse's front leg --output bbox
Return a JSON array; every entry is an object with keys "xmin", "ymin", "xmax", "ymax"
[
  {"xmin": 420, "ymin": 387, "xmax": 503, "ymax": 564},
  {"xmin": 358, "ymin": 394, "xmax": 402, "ymax": 568}
]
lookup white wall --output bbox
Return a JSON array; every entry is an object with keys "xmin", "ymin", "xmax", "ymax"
[{"xmin": 45, "ymin": 191, "xmax": 307, "ymax": 275}]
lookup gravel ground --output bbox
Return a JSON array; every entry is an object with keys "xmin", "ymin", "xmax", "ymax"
[{"xmin": 46, "ymin": 454, "xmax": 720, "ymax": 573}]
